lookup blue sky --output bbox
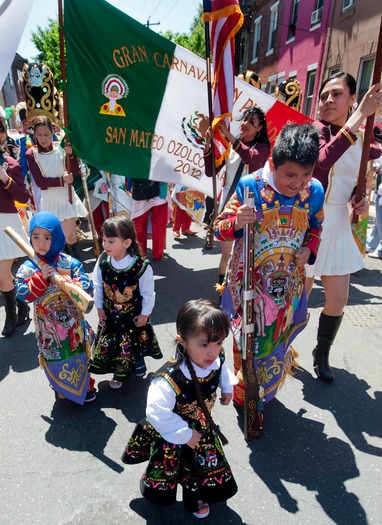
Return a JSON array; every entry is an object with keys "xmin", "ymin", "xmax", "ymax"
[{"xmin": 18, "ymin": 0, "xmax": 201, "ymax": 60}]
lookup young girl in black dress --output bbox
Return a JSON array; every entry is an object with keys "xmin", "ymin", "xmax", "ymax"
[
  {"xmin": 90, "ymin": 216, "xmax": 162, "ymax": 387},
  {"xmin": 122, "ymin": 299, "xmax": 238, "ymax": 519}
]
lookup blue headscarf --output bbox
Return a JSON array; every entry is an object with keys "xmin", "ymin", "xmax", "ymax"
[{"xmin": 29, "ymin": 211, "xmax": 66, "ymax": 264}]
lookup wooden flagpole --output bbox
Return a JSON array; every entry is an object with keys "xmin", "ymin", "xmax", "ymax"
[
  {"xmin": 352, "ymin": 17, "xmax": 382, "ymax": 224},
  {"xmin": 58, "ymin": 0, "xmax": 73, "ymax": 204},
  {"xmin": 203, "ymin": 1, "xmax": 217, "ymax": 250}
]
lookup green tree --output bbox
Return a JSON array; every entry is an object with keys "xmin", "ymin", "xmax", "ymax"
[
  {"xmin": 28, "ymin": 3, "xmax": 205, "ymax": 88},
  {"xmin": 31, "ymin": 17, "xmax": 63, "ymax": 85},
  {"xmin": 160, "ymin": 3, "xmax": 205, "ymax": 58}
]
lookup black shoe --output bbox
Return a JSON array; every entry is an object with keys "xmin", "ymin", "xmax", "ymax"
[{"xmin": 84, "ymin": 390, "xmax": 96, "ymax": 403}]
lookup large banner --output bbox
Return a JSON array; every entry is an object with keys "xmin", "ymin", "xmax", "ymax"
[
  {"xmin": 0, "ymin": 0, "xmax": 35, "ymax": 89},
  {"xmin": 65, "ymin": 0, "xmax": 310, "ymax": 198}
]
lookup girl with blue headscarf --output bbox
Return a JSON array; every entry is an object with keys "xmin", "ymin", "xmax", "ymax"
[{"xmin": 15, "ymin": 211, "xmax": 96, "ymax": 404}]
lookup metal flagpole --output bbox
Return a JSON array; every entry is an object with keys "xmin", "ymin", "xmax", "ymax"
[{"xmin": 58, "ymin": 0, "xmax": 73, "ymax": 204}]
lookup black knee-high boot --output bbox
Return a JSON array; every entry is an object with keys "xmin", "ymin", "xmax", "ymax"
[
  {"xmin": 66, "ymin": 242, "xmax": 82, "ymax": 262},
  {"xmin": 16, "ymin": 298, "xmax": 30, "ymax": 327},
  {"xmin": 1, "ymin": 288, "xmax": 17, "ymax": 337},
  {"xmin": 312, "ymin": 312, "xmax": 343, "ymax": 382}
]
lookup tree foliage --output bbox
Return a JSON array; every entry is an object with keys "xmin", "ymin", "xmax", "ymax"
[
  {"xmin": 160, "ymin": 3, "xmax": 205, "ymax": 58},
  {"xmin": 31, "ymin": 18, "xmax": 63, "ymax": 85}
]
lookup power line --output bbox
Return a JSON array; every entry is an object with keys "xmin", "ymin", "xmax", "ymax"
[
  {"xmin": 158, "ymin": 0, "xmax": 180, "ymax": 23},
  {"xmin": 149, "ymin": 0, "xmax": 163, "ymax": 19},
  {"xmin": 138, "ymin": 0, "xmax": 148, "ymax": 21}
]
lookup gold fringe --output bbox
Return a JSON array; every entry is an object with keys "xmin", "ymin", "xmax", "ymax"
[
  {"xmin": 259, "ymin": 208, "xmax": 279, "ymax": 232},
  {"xmin": 215, "ymin": 282, "xmax": 226, "ymax": 294},
  {"xmin": 236, "ymin": 368, "xmax": 243, "ymax": 383},
  {"xmin": 292, "ymin": 207, "xmax": 309, "ymax": 232}
]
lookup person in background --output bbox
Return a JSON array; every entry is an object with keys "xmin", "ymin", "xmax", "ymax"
[
  {"xmin": 26, "ymin": 116, "xmax": 87, "ymax": 259},
  {"xmin": 172, "ymin": 199, "xmax": 198, "ymax": 238},
  {"xmin": 204, "ymin": 107, "xmax": 270, "ymax": 286},
  {"xmin": 0, "ymin": 114, "xmax": 19, "ymax": 160},
  {"xmin": 305, "ymin": 73, "xmax": 382, "ymax": 382},
  {"xmin": 366, "ymin": 154, "xmax": 382, "ymax": 260},
  {"xmin": 0, "ymin": 153, "xmax": 30, "ymax": 337},
  {"xmin": 130, "ymin": 179, "xmax": 170, "ymax": 261}
]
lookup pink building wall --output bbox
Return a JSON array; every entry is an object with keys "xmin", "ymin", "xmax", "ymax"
[{"xmin": 277, "ymin": 0, "xmax": 333, "ymax": 118}]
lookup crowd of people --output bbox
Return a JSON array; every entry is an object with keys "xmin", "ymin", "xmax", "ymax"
[{"xmin": 1, "ymin": 72, "xmax": 382, "ymax": 519}]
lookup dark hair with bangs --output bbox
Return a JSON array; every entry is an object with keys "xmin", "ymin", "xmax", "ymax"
[
  {"xmin": 101, "ymin": 216, "xmax": 142, "ymax": 257},
  {"xmin": 174, "ymin": 298, "xmax": 230, "ymax": 445},
  {"xmin": 176, "ymin": 298, "xmax": 229, "ymax": 347},
  {"xmin": 272, "ymin": 123, "xmax": 319, "ymax": 169},
  {"xmin": 32, "ymin": 116, "xmax": 54, "ymax": 152},
  {"xmin": 238, "ymin": 106, "xmax": 270, "ymax": 147}
]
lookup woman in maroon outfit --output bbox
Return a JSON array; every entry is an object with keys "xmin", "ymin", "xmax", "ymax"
[
  {"xmin": 306, "ymin": 73, "xmax": 382, "ymax": 382},
  {"xmin": 0, "ymin": 155, "xmax": 30, "ymax": 336}
]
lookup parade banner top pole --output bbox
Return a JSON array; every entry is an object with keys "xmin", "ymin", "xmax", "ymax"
[{"xmin": 58, "ymin": 0, "xmax": 73, "ymax": 204}]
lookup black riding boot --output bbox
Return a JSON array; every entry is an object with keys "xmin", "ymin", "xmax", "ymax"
[
  {"xmin": 66, "ymin": 242, "xmax": 82, "ymax": 262},
  {"xmin": 1, "ymin": 288, "xmax": 17, "ymax": 337},
  {"xmin": 312, "ymin": 312, "xmax": 343, "ymax": 382},
  {"xmin": 16, "ymin": 298, "xmax": 30, "ymax": 327}
]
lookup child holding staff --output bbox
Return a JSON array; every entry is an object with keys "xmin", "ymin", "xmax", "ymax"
[
  {"xmin": 214, "ymin": 123, "xmax": 325, "ymax": 407},
  {"xmin": 15, "ymin": 211, "xmax": 95, "ymax": 404}
]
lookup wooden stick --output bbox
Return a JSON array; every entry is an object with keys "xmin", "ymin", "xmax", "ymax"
[
  {"xmin": 105, "ymin": 172, "xmax": 114, "ymax": 217},
  {"xmin": 242, "ymin": 186, "xmax": 262, "ymax": 440},
  {"xmin": 79, "ymin": 161, "xmax": 101, "ymax": 258},
  {"xmin": 352, "ymin": 17, "xmax": 382, "ymax": 224},
  {"xmin": 5, "ymin": 226, "xmax": 94, "ymax": 314},
  {"xmin": 203, "ymin": 10, "xmax": 216, "ymax": 250}
]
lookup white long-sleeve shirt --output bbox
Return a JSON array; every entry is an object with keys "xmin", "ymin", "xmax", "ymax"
[
  {"xmin": 93, "ymin": 253, "xmax": 155, "ymax": 316},
  {"xmin": 146, "ymin": 357, "xmax": 238, "ymax": 445}
]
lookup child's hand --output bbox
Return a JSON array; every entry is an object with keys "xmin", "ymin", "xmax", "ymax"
[
  {"xmin": 98, "ymin": 308, "xmax": 106, "ymax": 323},
  {"xmin": 186, "ymin": 429, "xmax": 201, "ymax": 449},
  {"xmin": 220, "ymin": 393, "xmax": 232, "ymax": 405},
  {"xmin": 234, "ymin": 204, "xmax": 255, "ymax": 231},
  {"xmin": 40, "ymin": 263, "xmax": 55, "ymax": 280},
  {"xmin": 295, "ymin": 246, "xmax": 311, "ymax": 266},
  {"xmin": 133, "ymin": 314, "xmax": 148, "ymax": 328},
  {"xmin": 350, "ymin": 195, "xmax": 368, "ymax": 216}
]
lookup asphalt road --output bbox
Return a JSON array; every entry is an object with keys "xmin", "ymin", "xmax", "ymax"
[{"xmin": 1, "ymin": 220, "xmax": 381, "ymax": 525}]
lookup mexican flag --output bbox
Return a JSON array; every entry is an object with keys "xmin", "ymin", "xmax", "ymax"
[{"xmin": 64, "ymin": 0, "xmax": 309, "ymax": 198}]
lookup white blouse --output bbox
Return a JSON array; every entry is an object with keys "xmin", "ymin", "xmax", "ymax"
[
  {"xmin": 93, "ymin": 253, "xmax": 155, "ymax": 316},
  {"xmin": 146, "ymin": 357, "xmax": 238, "ymax": 445}
]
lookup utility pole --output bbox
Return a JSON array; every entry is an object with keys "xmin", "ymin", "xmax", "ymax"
[{"xmin": 146, "ymin": 17, "xmax": 160, "ymax": 29}]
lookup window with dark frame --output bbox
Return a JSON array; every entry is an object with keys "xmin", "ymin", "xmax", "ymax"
[{"xmin": 287, "ymin": 0, "xmax": 300, "ymax": 40}]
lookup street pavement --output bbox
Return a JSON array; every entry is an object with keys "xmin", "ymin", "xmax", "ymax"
[{"xmin": 0, "ymin": 218, "xmax": 381, "ymax": 525}]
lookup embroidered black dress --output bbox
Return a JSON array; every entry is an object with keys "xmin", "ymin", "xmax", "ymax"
[
  {"xmin": 122, "ymin": 357, "xmax": 238, "ymax": 512},
  {"xmin": 89, "ymin": 255, "xmax": 162, "ymax": 380}
]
